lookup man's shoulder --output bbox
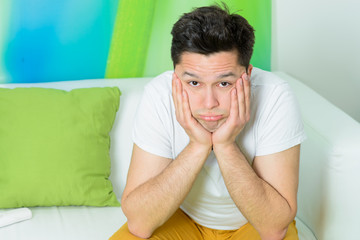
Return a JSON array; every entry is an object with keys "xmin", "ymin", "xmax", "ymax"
[
  {"xmin": 251, "ymin": 67, "xmax": 286, "ymax": 87},
  {"xmin": 144, "ymin": 71, "xmax": 173, "ymax": 96},
  {"xmin": 250, "ymin": 67, "xmax": 296, "ymax": 116}
]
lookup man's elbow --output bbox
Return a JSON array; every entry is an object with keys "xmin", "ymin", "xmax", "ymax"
[
  {"xmin": 121, "ymin": 200, "xmax": 155, "ymax": 239},
  {"xmin": 261, "ymin": 204, "xmax": 297, "ymax": 239},
  {"xmin": 127, "ymin": 221, "xmax": 154, "ymax": 239},
  {"xmin": 259, "ymin": 228, "xmax": 287, "ymax": 240}
]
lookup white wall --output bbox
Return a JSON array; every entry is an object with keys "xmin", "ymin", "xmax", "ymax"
[{"xmin": 272, "ymin": 0, "xmax": 360, "ymax": 122}]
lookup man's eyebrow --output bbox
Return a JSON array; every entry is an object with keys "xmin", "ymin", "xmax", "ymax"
[
  {"xmin": 217, "ymin": 72, "xmax": 236, "ymax": 79},
  {"xmin": 182, "ymin": 71, "xmax": 200, "ymax": 78},
  {"xmin": 182, "ymin": 72, "xmax": 236, "ymax": 79}
]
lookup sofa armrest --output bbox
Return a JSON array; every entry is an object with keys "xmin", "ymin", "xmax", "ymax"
[{"xmin": 273, "ymin": 72, "xmax": 360, "ymax": 240}]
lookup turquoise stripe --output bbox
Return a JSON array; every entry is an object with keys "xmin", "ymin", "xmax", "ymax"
[{"xmin": 0, "ymin": 0, "xmax": 11, "ymax": 83}]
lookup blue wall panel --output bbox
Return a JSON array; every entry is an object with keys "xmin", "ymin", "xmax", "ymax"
[{"xmin": 1, "ymin": 0, "xmax": 119, "ymax": 83}]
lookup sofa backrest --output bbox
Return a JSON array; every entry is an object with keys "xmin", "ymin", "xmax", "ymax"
[{"xmin": 274, "ymin": 72, "xmax": 360, "ymax": 240}]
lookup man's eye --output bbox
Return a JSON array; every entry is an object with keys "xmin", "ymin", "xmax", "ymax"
[
  {"xmin": 219, "ymin": 82, "xmax": 230, "ymax": 87},
  {"xmin": 189, "ymin": 81, "xmax": 199, "ymax": 86}
]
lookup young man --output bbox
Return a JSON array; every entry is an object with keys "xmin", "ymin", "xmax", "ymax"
[{"xmin": 110, "ymin": 4, "xmax": 306, "ymax": 240}]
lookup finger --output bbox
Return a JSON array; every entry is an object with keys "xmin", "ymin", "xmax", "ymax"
[
  {"xmin": 237, "ymin": 76, "xmax": 246, "ymax": 122},
  {"xmin": 176, "ymin": 75, "xmax": 185, "ymax": 121},
  {"xmin": 228, "ymin": 87, "xmax": 239, "ymax": 124},
  {"xmin": 172, "ymin": 72, "xmax": 185, "ymax": 121},
  {"xmin": 181, "ymin": 89, "xmax": 196, "ymax": 125},
  {"xmin": 172, "ymin": 73, "xmax": 177, "ymax": 105},
  {"xmin": 243, "ymin": 73, "xmax": 251, "ymax": 122},
  {"xmin": 172, "ymin": 73, "xmax": 180, "ymax": 118}
]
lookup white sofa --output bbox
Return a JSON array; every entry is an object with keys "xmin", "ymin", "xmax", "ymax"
[{"xmin": 0, "ymin": 72, "xmax": 359, "ymax": 240}]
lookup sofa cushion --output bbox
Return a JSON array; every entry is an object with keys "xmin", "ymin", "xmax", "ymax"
[
  {"xmin": 0, "ymin": 87, "xmax": 121, "ymax": 208},
  {"xmin": 0, "ymin": 206, "xmax": 316, "ymax": 240}
]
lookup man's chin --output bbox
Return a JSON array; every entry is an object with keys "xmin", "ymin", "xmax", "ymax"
[
  {"xmin": 204, "ymin": 126, "xmax": 217, "ymax": 133},
  {"xmin": 198, "ymin": 120, "xmax": 224, "ymax": 133}
]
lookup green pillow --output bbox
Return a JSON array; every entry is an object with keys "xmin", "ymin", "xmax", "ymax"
[{"xmin": 0, "ymin": 87, "xmax": 121, "ymax": 208}]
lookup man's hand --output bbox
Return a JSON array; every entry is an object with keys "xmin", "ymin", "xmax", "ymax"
[
  {"xmin": 172, "ymin": 73, "xmax": 212, "ymax": 149},
  {"xmin": 212, "ymin": 72, "xmax": 251, "ymax": 147}
]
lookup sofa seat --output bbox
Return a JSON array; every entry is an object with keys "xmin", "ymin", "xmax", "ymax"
[{"xmin": 0, "ymin": 206, "xmax": 315, "ymax": 240}]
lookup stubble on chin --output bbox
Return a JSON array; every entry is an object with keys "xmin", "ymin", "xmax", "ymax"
[{"xmin": 196, "ymin": 118, "xmax": 226, "ymax": 133}]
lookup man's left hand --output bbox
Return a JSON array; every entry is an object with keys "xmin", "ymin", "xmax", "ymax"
[{"xmin": 212, "ymin": 72, "xmax": 251, "ymax": 147}]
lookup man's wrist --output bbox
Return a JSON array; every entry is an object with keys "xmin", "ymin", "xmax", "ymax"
[
  {"xmin": 212, "ymin": 142, "xmax": 239, "ymax": 155},
  {"xmin": 188, "ymin": 141, "xmax": 213, "ymax": 155}
]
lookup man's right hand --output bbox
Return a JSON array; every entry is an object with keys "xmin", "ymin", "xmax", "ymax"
[
  {"xmin": 122, "ymin": 73, "xmax": 214, "ymax": 238},
  {"xmin": 172, "ymin": 72, "xmax": 212, "ymax": 150}
]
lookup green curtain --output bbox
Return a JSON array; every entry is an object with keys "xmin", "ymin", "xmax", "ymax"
[{"xmin": 106, "ymin": 0, "xmax": 271, "ymax": 78}]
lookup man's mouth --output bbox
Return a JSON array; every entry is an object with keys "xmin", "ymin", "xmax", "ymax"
[{"xmin": 198, "ymin": 114, "xmax": 223, "ymax": 122}]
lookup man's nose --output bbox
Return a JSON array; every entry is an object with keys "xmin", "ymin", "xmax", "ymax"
[{"xmin": 204, "ymin": 89, "xmax": 219, "ymax": 109}]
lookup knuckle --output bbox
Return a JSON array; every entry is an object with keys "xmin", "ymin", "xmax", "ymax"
[
  {"xmin": 230, "ymin": 119, "xmax": 239, "ymax": 128},
  {"xmin": 182, "ymin": 122, "xmax": 190, "ymax": 129},
  {"xmin": 238, "ymin": 118, "xmax": 246, "ymax": 126}
]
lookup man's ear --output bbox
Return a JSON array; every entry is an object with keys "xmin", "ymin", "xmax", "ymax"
[{"xmin": 247, "ymin": 64, "xmax": 253, "ymax": 78}]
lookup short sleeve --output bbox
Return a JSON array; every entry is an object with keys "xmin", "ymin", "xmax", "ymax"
[
  {"xmin": 256, "ymin": 83, "xmax": 306, "ymax": 156},
  {"xmin": 132, "ymin": 84, "xmax": 173, "ymax": 159}
]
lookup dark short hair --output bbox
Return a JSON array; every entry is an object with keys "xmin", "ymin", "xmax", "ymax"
[{"xmin": 171, "ymin": 3, "xmax": 255, "ymax": 70}]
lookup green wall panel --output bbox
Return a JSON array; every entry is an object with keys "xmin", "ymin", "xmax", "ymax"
[
  {"xmin": 106, "ymin": 0, "xmax": 271, "ymax": 78},
  {"xmin": 106, "ymin": 0, "xmax": 156, "ymax": 78}
]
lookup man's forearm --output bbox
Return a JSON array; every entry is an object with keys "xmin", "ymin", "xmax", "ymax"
[
  {"xmin": 213, "ymin": 143, "xmax": 296, "ymax": 239},
  {"xmin": 122, "ymin": 143, "xmax": 211, "ymax": 238}
]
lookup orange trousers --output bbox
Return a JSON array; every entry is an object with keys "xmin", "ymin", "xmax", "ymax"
[{"xmin": 109, "ymin": 209, "xmax": 299, "ymax": 239}]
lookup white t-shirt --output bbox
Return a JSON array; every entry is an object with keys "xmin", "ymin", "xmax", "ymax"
[{"xmin": 132, "ymin": 68, "xmax": 306, "ymax": 230}]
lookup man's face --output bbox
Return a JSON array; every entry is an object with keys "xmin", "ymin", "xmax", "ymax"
[{"xmin": 174, "ymin": 50, "xmax": 251, "ymax": 132}]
